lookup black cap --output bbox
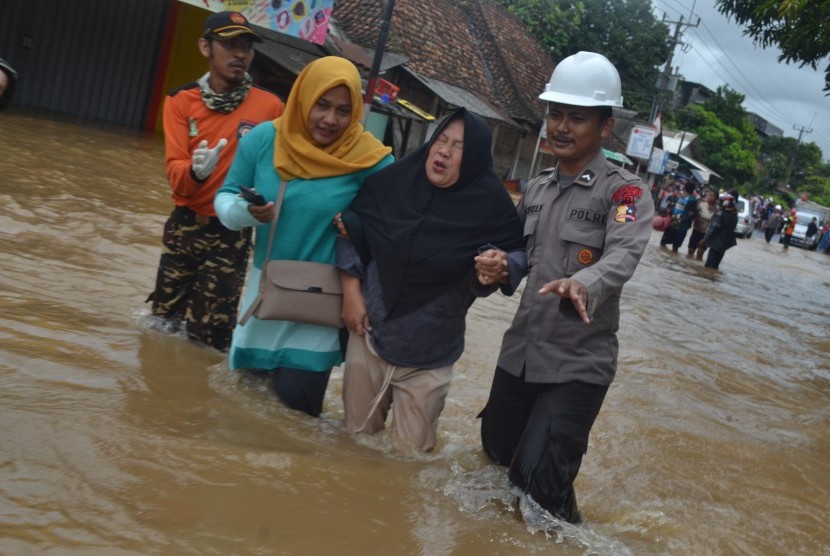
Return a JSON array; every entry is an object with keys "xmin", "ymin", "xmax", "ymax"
[{"xmin": 203, "ymin": 11, "xmax": 262, "ymax": 42}]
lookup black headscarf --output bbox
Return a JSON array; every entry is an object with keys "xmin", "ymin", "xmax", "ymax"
[{"xmin": 341, "ymin": 107, "xmax": 524, "ymax": 320}]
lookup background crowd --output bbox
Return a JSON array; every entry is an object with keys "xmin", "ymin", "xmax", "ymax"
[{"xmin": 652, "ymin": 173, "xmax": 830, "ymax": 262}]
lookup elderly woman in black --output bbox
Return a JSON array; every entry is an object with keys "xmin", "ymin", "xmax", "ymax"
[
  {"xmin": 335, "ymin": 108, "xmax": 524, "ymax": 452},
  {"xmin": 703, "ymin": 192, "xmax": 739, "ymax": 270}
]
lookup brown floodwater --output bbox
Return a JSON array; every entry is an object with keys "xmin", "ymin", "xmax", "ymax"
[{"xmin": 1, "ymin": 110, "xmax": 829, "ymax": 555}]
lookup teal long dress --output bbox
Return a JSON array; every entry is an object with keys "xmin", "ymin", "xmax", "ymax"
[{"xmin": 215, "ymin": 122, "xmax": 393, "ymax": 372}]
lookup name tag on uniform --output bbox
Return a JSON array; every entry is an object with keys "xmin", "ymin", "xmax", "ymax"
[{"xmin": 567, "ymin": 208, "xmax": 606, "ymax": 225}]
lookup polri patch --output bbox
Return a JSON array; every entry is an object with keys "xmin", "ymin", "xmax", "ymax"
[
  {"xmin": 614, "ymin": 204, "xmax": 638, "ymax": 223},
  {"xmin": 612, "ymin": 184, "xmax": 643, "ymax": 205},
  {"xmin": 577, "ymin": 248, "xmax": 594, "ymax": 265},
  {"xmin": 567, "ymin": 207, "xmax": 607, "ymax": 225}
]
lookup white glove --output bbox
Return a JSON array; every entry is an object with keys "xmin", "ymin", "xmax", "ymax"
[{"xmin": 191, "ymin": 138, "xmax": 228, "ymax": 181}]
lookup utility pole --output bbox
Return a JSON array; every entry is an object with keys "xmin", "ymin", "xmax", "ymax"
[
  {"xmin": 784, "ymin": 124, "xmax": 813, "ymax": 188},
  {"xmin": 649, "ymin": 13, "xmax": 700, "ymax": 123},
  {"xmin": 362, "ymin": 0, "xmax": 396, "ymax": 125}
]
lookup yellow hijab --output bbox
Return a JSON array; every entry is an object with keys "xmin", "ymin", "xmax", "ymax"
[{"xmin": 273, "ymin": 56, "xmax": 391, "ymax": 181}]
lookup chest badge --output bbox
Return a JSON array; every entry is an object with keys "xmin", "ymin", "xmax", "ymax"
[
  {"xmin": 577, "ymin": 248, "xmax": 594, "ymax": 265},
  {"xmin": 188, "ymin": 117, "xmax": 198, "ymax": 137}
]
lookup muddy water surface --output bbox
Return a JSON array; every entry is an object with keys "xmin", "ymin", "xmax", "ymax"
[{"xmin": 1, "ymin": 111, "xmax": 829, "ymax": 555}]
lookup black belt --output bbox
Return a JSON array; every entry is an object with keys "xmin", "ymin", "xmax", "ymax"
[{"xmin": 173, "ymin": 205, "xmax": 220, "ymax": 226}]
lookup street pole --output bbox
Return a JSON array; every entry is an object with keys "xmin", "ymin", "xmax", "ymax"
[
  {"xmin": 784, "ymin": 124, "xmax": 813, "ymax": 188},
  {"xmin": 649, "ymin": 14, "xmax": 700, "ymax": 123},
  {"xmin": 361, "ymin": 0, "xmax": 396, "ymax": 126}
]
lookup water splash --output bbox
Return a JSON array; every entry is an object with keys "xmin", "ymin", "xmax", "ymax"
[{"xmin": 442, "ymin": 462, "xmax": 633, "ymax": 554}]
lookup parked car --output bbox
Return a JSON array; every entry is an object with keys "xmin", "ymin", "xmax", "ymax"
[
  {"xmin": 735, "ymin": 196, "xmax": 755, "ymax": 238},
  {"xmin": 779, "ymin": 209, "xmax": 825, "ymax": 248}
]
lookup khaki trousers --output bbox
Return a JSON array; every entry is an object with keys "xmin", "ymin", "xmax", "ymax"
[{"xmin": 343, "ymin": 332, "xmax": 453, "ymax": 452}]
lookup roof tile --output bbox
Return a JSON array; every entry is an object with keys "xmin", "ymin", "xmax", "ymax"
[{"xmin": 332, "ymin": 0, "xmax": 554, "ymax": 124}]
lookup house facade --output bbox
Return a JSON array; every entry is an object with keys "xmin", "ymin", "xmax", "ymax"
[{"xmin": 1, "ymin": 0, "xmax": 558, "ymax": 180}]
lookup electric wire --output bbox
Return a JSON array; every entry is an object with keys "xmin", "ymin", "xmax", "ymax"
[{"xmin": 652, "ymin": 0, "xmax": 830, "ymax": 157}]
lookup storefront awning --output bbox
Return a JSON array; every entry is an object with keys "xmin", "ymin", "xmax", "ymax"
[
  {"xmin": 679, "ymin": 154, "xmax": 722, "ymax": 181},
  {"xmin": 396, "ymin": 98, "xmax": 435, "ymax": 120},
  {"xmin": 403, "ymin": 68, "xmax": 517, "ymax": 126},
  {"xmin": 603, "ymin": 148, "xmax": 634, "ymax": 166},
  {"xmin": 371, "ymin": 97, "xmax": 433, "ymax": 122},
  {"xmin": 662, "ymin": 130, "xmax": 698, "ymax": 156},
  {"xmin": 254, "ymin": 26, "xmax": 325, "ymax": 76}
]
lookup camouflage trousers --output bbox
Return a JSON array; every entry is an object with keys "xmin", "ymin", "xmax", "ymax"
[{"xmin": 148, "ymin": 206, "xmax": 251, "ymax": 351}]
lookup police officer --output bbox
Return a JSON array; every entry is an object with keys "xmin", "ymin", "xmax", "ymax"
[{"xmin": 475, "ymin": 51, "xmax": 654, "ymax": 523}]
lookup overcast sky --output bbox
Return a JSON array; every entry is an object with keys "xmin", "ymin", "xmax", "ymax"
[{"xmin": 650, "ymin": 0, "xmax": 830, "ymax": 162}]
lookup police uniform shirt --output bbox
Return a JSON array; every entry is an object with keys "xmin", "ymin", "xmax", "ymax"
[{"xmin": 497, "ymin": 150, "xmax": 654, "ymax": 385}]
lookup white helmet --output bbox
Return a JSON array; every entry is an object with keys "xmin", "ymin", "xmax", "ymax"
[{"xmin": 539, "ymin": 51, "xmax": 623, "ymax": 107}]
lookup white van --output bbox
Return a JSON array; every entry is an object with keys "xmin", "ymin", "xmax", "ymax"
[{"xmin": 734, "ymin": 196, "xmax": 755, "ymax": 238}]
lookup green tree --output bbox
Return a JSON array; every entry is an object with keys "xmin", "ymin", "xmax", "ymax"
[
  {"xmin": 496, "ymin": 0, "xmax": 671, "ymax": 116},
  {"xmin": 702, "ymin": 86, "xmax": 761, "ymax": 177},
  {"xmin": 676, "ymin": 104, "xmax": 759, "ymax": 188},
  {"xmin": 567, "ymin": 0, "xmax": 671, "ymax": 116},
  {"xmin": 716, "ymin": 0, "xmax": 830, "ymax": 93},
  {"xmin": 703, "ymin": 85, "xmax": 751, "ymax": 130},
  {"xmin": 757, "ymin": 135, "xmax": 823, "ymax": 191},
  {"xmin": 494, "ymin": 1, "xmax": 585, "ymax": 62}
]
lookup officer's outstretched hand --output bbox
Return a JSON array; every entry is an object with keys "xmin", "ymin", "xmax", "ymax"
[
  {"xmin": 192, "ymin": 138, "xmax": 228, "ymax": 181},
  {"xmin": 539, "ymin": 278, "xmax": 590, "ymax": 324}
]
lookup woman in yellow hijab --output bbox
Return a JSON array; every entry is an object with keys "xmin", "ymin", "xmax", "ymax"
[{"xmin": 216, "ymin": 56, "xmax": 393, "ymax": 417}]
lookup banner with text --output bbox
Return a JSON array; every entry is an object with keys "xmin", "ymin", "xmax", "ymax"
[
  {"xmin": 180, "ymin": 0, "xmax": 333, "ymax": 45},
  {"xmin": 626, "ymin": 125, "xmax": 658, "ymax": 160},
  {"xmin": 647, "ymin": 147, "xmax": 668, "ymax": 174}
]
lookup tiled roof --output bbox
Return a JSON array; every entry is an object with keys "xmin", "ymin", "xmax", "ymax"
[
  {"xmin": 463, "ymin": 0, "xmax": 552, "ymax": 122},
  {"xmin": 332, "ymin": 0, "xmax": 554, "ymax": 125}
]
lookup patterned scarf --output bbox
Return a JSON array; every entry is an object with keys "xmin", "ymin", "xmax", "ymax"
[{"xmin": 198, "ymin": 72, "xmax": 252, "ymax": 114}]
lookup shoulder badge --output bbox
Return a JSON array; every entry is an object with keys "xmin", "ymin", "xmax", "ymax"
[
  {"xmin": 614, "ymin": 204, "xmax": 638, "ymax": 223},
  {"xmin": 612, "ymin": 184, "xmax": 644, "ymax": 205}
]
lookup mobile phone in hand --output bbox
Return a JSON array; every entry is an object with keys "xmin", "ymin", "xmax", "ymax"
[{"xmin": 239, "ymin": 185, "xmax": 267, "ymax": 206}]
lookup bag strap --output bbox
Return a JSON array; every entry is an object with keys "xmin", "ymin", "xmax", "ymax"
[
  {"xmin": 239, "ymin": 180, "xmax": 288, "ymax": 326},
  {"xmin": 262, "ymin": 180, "xmax": 289, "ymax": 265},
  {"xmin": 354, "ymin": 334, "xmax": 395, "ymax": 433}
]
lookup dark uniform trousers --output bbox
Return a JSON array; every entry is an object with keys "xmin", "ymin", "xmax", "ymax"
[
  {"xmin": 481, "ymin": 366, "xmax": 608, "ymax": 523},
  {"xmin": 148, "ymin": 206, "xmax": 251, "ymax": 351}
]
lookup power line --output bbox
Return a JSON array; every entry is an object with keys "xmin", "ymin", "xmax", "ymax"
[
  {"xmin": 696, "ymin": 21, "xmax": 793, "ymax": 123},
  {"xmin": 650, "ymin": 12, "xmax": 700, "ymax": 122},
  {"xmin": 653, "ymin": 0, "xmax": 792, "ymax": 121},
  {"xmin": 684, "ymin": 26, "xmax": 830, "ymax": 155},
  {"xmin": 690, "ymin": 26, "xmax": 796, "ymax": 127},
  {"xmin": 654, "ymin": 0, "xmax": 829, "ymax": 148},
  {"xmin": 785, "ymin": 125, "xmax": 814, "ymax": 185}
]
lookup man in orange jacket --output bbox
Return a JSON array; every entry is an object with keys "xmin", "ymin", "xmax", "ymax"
[
  {"xmin": 148, "ymin": 11, "xmax": 284, "ymax": 351},
  {"xmin": 782, "ymin": 209, "xmax": 798, "ymax": 250}
]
